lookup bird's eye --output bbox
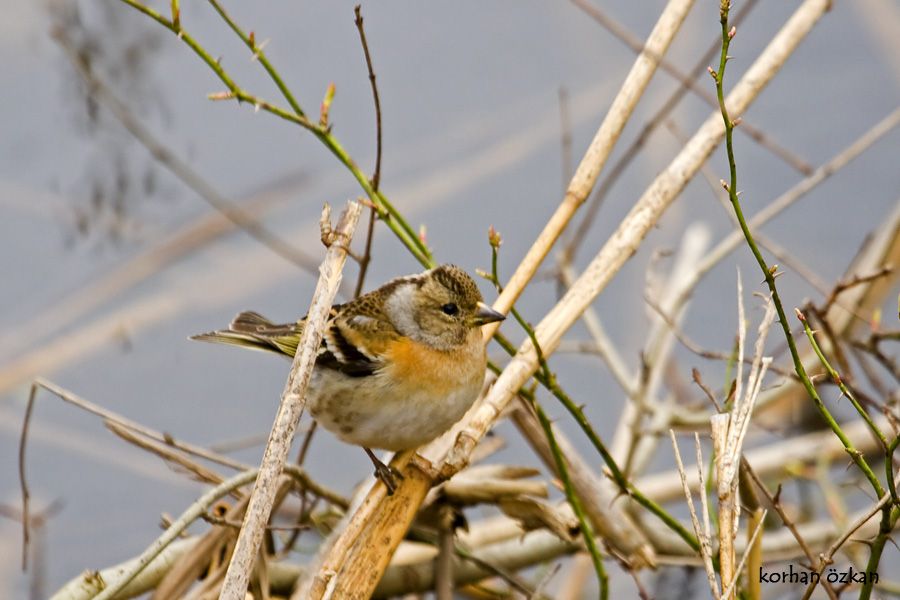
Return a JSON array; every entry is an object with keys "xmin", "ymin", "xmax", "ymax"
[{"xmin": 441, "ymin": 303, "xmax": 459, "ymax": 316}]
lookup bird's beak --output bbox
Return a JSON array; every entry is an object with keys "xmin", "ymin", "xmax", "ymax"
[{"xmin": 474, "ymin": 302, "xmax": 506, "ymax": 326}]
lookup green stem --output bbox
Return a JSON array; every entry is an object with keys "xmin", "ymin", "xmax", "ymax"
[
  {"xmin": 715, "ymin": 4, "xmax": 894, "ymax": 596},
  {"xmin": 533, "ymin": 400, "xmax": 608, "ymax": 599},
  {"xmin": 117, "ymin": 0, "xmax": 433, "ymax": 268},
  {"xmin": 859, "ymin": 507, "xmax": 898, "ymax": 600},
  {"xmin": 799, "ymin": 311, "xmax": 897, "ymax": 504},
  {"xmin": 206, "ymin": 0, "xmax": 306, "ymax": 118},
  {"xmin": 487, "ymin": 244, "xmax": 701, "ymax": 553},
  {"xmin": 714, "ymin": 0, "xmax": 884, "ymax": 500}
]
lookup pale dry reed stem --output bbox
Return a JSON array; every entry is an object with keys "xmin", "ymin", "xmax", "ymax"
[
  {"xmin": 219, "ymin": 201, "xmax": 360, "ymax": 600},
  {"xmin": 482, "ymin": 0, "xmax": 698, "ymax": 339}
]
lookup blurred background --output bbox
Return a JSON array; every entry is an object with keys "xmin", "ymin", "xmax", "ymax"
[{"xmin": 1, "ymin": 0, "xmax": 898, "ymax": 597}]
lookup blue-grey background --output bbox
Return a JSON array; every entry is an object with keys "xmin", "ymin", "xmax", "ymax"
[{"xmin": 1, "ymin": 0, "xmax": 899, "ymax": 596}]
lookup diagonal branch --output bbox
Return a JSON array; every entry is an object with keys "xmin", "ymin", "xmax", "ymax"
[{"xmin": 219, "ymin": 201, "xmax": 361, "ymax": 600}]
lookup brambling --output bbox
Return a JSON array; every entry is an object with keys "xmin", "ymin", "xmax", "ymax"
[{"xmin": 192, "ymin": 264, "xmax": 505, "ymax": 493}]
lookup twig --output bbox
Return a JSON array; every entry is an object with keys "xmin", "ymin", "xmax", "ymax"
[
  {"xmin": 26, "ymin": 378, "xmax": 247, "ymax": 470},
  {"xmin": 800, "ymin": 472, "xmax": 900, "ymax": 599},
  {"xmin": 719, "ymin": 510, "xmax": 767, "ymax": 600},
  {"xmin": 714, "ymin": 0, "xmax": 887, "ymax": 498},
  {"xmin": 93, "ymin": 469, "xmax": 261, "ymax": 600},
  {"xmin": 670, "ymin": 431, "xmax": 719, "ymax": 599},
  {"xmin": 510, "ymin": 402, "xmax": 655, "ymax": 566},
  {"xmin": 741, "ymin": 459, "xmax": 840, "ymax": 600},
  {"xmin": 639, "ymin": 414, "xmax": 891, "ymax": 504},
  {"xmin": 352, "ymin": 4, "xmax": 383, "ymax": 298},
  {"xmin": 106, "ymin": 421, "xmax": 227, "ymax": 489},
  {"xmin": 202, "ymin": 0, "xmax": 428, "ymax": 266},
  {"xmin": 18, "ymin": 384, "xmax": 37, "ymax": 570},
  {"xmin": 489, "ymin": 243, "xmax": 608, "ymax": 592},
  {"xmin": 613, "ymin": 224, "xmax": 710, "ymax": 477},
  {"xmin": 115, "ymin": 0, "xmax": 429, "ymax": 266},
  {"xmin": 712, "ymin": 280, "xmax": 775, "ymax": 599},
  {"xmin": 22, "ymin": 378, "xmax": 348, "ymax": 511},
  {"xmin": 800, "ymin": 309, "xmax": 896, "ymax": 499},
  {"xmin": 435, "ymin": 506, "xmax": 455, "ymax": 600},
  {"xmin": 531, "ymin": 400, "xmax": 608, "ymax": 598},
  {"xmin": 219, "ymin": 200, "xmax": 360, "ymax": 600},
  {"xmin": 488, "ymin": 232, "xmax": 694, "ymax": 561},
  {"xmin": 715, "ymin": 4, "xmax": 893, "ymax": 597},
  {"xmin": 558, "ymin": 87, "xmax": 573, "ymax": 193},
  {"xmin": 643, "ymin": 295, "xmax": 794, "ymax": 379}
]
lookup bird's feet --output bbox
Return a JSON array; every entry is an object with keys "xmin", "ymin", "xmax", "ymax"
[{"xmin": 364, "ymin": 447, "xmax": 404, "ymax": 495}]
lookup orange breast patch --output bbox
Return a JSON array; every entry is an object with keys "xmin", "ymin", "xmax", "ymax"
[{"xmin": 383, "ymin": 337, "xmax": 475, "ymax": 396}]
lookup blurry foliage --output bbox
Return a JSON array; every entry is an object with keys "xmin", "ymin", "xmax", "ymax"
[{"xmin": 49, "ymin": 1, "xmax": 173, "ymax": 246}]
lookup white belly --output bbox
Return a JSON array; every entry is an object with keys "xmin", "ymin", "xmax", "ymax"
[{"xmin": 307, "ymin": 369, "xmax": 483, "ymax": 451}]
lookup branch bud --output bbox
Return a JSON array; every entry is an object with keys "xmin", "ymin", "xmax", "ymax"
[
  {"xmin": 319, "ymin": 82, "xmax": 336, "ymax": 127},
  {"xmin": 488, "ymin": 225, "xmax": 502, "ymax": 249}
]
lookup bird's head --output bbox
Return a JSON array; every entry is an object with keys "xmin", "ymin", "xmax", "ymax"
[{"xmin": 384, "ymin": 264, "xmax": 505, "ymax": 350}]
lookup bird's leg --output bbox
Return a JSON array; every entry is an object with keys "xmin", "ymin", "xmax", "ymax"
[{"xmin": 364, "ymin": 447, "xmax": 404, "ymax": 495}]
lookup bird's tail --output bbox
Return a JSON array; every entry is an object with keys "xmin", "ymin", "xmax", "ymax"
[{"xmin": 190, "ymin": 311, "xmax": 301, "ymax": 358}]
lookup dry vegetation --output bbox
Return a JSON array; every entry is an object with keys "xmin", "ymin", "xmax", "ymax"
[{"xmin": 8, "ymin": 0, "xmax": 900, "ymax": 598}]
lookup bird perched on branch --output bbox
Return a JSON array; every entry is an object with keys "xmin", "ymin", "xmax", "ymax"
[{"xmin": 192, "ymin": 264, "xmax": 505, "ymax": 493}]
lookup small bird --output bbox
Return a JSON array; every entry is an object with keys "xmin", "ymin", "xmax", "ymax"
[{"xmin": 191, "ymin": 264, "xmax": 505, "ymax": 493}]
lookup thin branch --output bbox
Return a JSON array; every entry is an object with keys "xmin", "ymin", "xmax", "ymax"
[
  {"xmin": 18, "ymin": 384, "xmax": 38, "ymax": 570},
  {"xmin": 558, "ymin": 86, "xmax": 574, "ymax": 193},
  {"xmin": 93, "ymin": 469, "xmax": 261, "ymax": 600},
  {"xmin": 352, "ymin": 4, "xmax": 383, "ymax": 298},
  {"xmin": 671, "ymin": 431, "xmax": 719, "ymax": 599},
  {"xmin": 115, "ymin": 0, "xmax": 430, "ymax": 266},
  {"xmin": 719, "ymin": 510, "xmax": 767, "ymax": 600},
  {"xmin": 800, "ymin": 476, "xmax": 900, "ymax": 600},
  {"xmin": 666, "ymin": 106, "xmax": 900, "ymax": 336},
  {"xmin": 220, "ymin": 201, "xmax": 360, "ymax": 599}
]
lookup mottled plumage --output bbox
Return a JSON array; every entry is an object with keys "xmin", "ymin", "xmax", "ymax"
[{"xmin": 191, "ymin": 264, "xmax": 505, "ymax": 462}]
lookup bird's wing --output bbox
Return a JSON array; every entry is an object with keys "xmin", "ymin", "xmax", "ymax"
[
  {"xmin": 191, "ymin": 311, "xmax": 304, "ymax": 357},
  {"xmin": 318, "ymin": 291, "xmax": 400, "ymax": 377},
  {"xmin": 192, "ymin": 283, "xmax": 404, "ymax": 378}
]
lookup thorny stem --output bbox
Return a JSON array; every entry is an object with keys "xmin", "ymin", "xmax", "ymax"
[
  {"xmin": 715, "ymin": 4, "xmax": 894, "ymax": 598},
  {"xmin": 117, "ymin": 0, "xmax": 432, "ymax": 267},
  {"xmin": 533, "ymin": 401, "xmax": 608, "ymax": 599},
  {"xmin": 799, "ymin": 311, "xmax": 898, "ymax": 504},
  {"xmin": 488, "ymin": 240, "xmax": 607, "ymax": 597},
  {"xmin": 486, "ymin": 238, "xmax": 700, "ymax": 555}
]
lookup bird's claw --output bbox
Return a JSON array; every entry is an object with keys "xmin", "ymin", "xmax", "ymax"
[{"xmin": 373, "ymin": 461, "xmax": 404, "ymax": 495}]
